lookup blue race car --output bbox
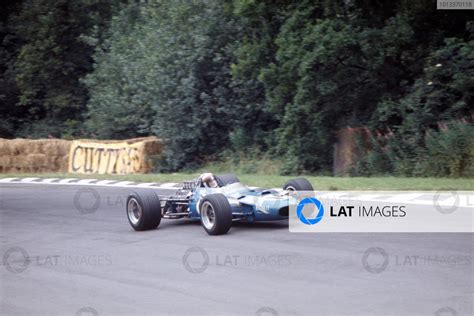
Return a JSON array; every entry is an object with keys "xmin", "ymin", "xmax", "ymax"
[{"xmin": 126, "ymin": 173, "xmax": 313, "ymax": 235}]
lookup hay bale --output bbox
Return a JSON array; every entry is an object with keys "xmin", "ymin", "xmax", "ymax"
[
  {"xmin": 142, "ymin": 139, "xmax": 163, "ymax": 155},
  {"xmin": 43, "ymin": 142, "xmax": 59, "ymax": 157},
  {"xmin": 57, "ymin": 140, "xmax": 71, "ymax": 157},
  {"xmin": 2, "ymin": 141, "xmax": 14, "ymax": 158},
  {"xmin": 26, "ymin": 154, "xmax": 47, "ymax": 172},
  {"xmin": 28, "ymin": 140, "xmax": 41, "ymax": 154},
  {"xmin": 0, "ymin": 139, "xmax": 11, "ymax": 156},
  {"xmin": 0, "ymin": 137, "xmax": 161, "ymax": 174},
  {"xmin": 13, "ymin": 155, "xmax": 27, "ymax": 170},
  {"xmin": 45, "ymin": 155, "xmax": 57, "ymax": 169},
  {"xmin": 2, "ymin": 166, "xmax": 12, "ymax": 173},
  {"xmin": 58, "ymin": 155, "xmax": 69, "ymax": 172},
  {"xmin": 9, "ymin": 139, "xmax": 27, "ymax": 155},
  {"xmin": 0, "ymin": 156, "xmax": 11, "ymax": 168}
]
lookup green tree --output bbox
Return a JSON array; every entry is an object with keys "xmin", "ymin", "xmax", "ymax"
[
  {"xmin": 86, "ymin": 1, "xmax": 246, "ymax": 170},
  {"xmin": 371, "ymin": 27, "xmax": 474, "ymax": 176},
  {"xmin": 11, "ymin": 0, "xmax": 122, "ymax": 138},
  {"xmin": 84, "ymin": 0, "xmax": 473, "ymax": 175},
  {"xmin": 234, "ymin": 0, "xmax": 473, "ymax": 174},
  {"xmin": 83, "ymin": 2, "xmax": 149, "ymax": 139},
  {"xmin": 0, "ymin": 0, "xmax": 23, "ymax": 137}
]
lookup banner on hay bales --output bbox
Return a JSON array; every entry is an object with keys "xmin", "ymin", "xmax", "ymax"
[{"xmin": 69, "ymin": 140, "xmax": 147, "ymax": 174}]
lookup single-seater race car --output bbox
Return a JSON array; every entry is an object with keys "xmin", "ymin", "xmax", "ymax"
[{"xmin": 126, "ymin": 173, "xmax": 313, "ymax": 235}]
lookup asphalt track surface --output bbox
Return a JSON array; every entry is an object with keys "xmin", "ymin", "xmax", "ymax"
[{"xmin": 0, "ymin": 184, "xmax": 472, "ymax": 315}]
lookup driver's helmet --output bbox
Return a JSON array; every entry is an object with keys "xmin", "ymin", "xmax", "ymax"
[{"xmin": 200, "ymin": 172, "xmax": 218, "ymax": 188}]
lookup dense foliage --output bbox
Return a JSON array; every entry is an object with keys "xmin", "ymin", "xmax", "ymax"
[
  {"xmin": 1, "ymin": 0, "xmax": 473, "ymax": 176},
  {"xmin": 1, "ymin": 0, "xmax": 122, "ymax": 137}
]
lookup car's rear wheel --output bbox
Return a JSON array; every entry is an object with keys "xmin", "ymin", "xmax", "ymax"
[
  {"xmin": 283, "ymin": 178, "xmax": 314, "ymax": 191},
  {"xmin": 126, "ymin": 191, "xmax": 162, "ymax": 231},
  {"xmin": 200, "ymin": 194, "xmax": 232, "ymax": 235},
  {"xmin": 215, "ymin": 174, "xmax": 240, "ymax": 187}
]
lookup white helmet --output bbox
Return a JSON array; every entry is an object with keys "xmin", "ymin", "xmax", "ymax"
[{"xmin": 200, "ymin": 173, "xmax": 218, "ymax": 188}]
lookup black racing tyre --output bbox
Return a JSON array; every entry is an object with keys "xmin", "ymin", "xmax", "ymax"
[
  {"xmin": 200, "ymin": 194, "xmax": 232, "ymax": 235},
  {"xmin": 126, "ymin": 191, "xmax": 162, "ymax": 231},
  {"xmin": 215, "ymin": 174, "xmax": 240, "ymax": 187},
  {"xmin": 283, "ymin": 178, "xmax": 314, "ymax": 191}
]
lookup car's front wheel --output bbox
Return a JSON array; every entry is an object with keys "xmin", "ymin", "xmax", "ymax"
[
  {"xmin": 200, "ymin": 194, "xmax": 232, "ymax": 235},
  {"xmin": 126, "ymin": 191, "xmax": 162, "ymax": 231}
]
